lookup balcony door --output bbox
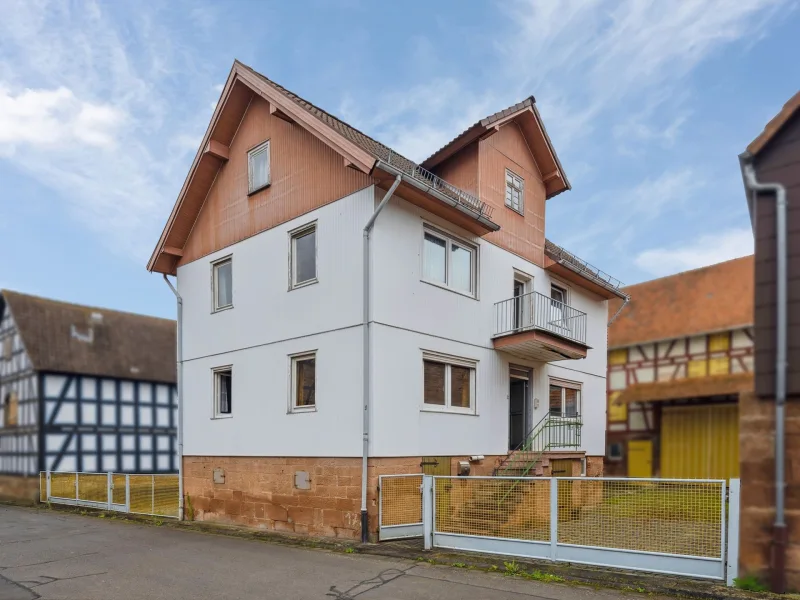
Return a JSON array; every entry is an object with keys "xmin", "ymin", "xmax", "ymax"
[
  {"xmin": 549, "ymin": 284, "xmax": 569, "ymax": 335},
  {"xmin": 512, "ymin": 273, "xmax": 531, "ymax": 332}
]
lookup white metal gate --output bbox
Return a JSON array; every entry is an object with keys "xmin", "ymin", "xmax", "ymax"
[
  {"xmin": 408, "ymin": 475, "xmax": 739, "ymax": 584},
  {"xmin": 378, "ymin": 474, "xmax": 423, "ymax": 540}
]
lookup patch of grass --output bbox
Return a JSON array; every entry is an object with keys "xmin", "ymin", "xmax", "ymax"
[
  {"xmin": 734, "ymin": 575, "xmax": 768, "ymax": 592},
  {"xmin": 488, "ymin": 565, "xmax": 499, "ymax": 572},
  {"xmin": 344, "ymin": 547, "xmax": 355, "ymax": 554},
  {"xmin": 416, "ymin": 557, "xmax": 426, "ymax": 562},
  {"xmin": 522, "ymin": 570, "xmax": 565, "ymax": 583},
  {"xmin": 153, "ymin": 518, "xmax": 164, "ymax": 527},
  {"xmin": 185, "ymin": 494, "xmax": 195, "ymax": 521},
  {"xmin": 503, "ymin": 560, "xmax": 522, "ymax": 576},
  {"xmin": 451, "ymin": 562, "xmax": 467, "ymax": 568},
  {"xmin": 426, "ymin": 558, "xmax": 435, "ymax": 564}
]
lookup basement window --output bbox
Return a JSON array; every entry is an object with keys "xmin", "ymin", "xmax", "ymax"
[
  {"xmin": 422, "ymin": 351, "xmax": 476, "ymax": 414},
  {"xmin": 248, "ymin": 140, "xmax": 271, "ymax": 193},
  {"xmin": 213, "ymin": 367, "xmax": 232, "ymax": 418}
]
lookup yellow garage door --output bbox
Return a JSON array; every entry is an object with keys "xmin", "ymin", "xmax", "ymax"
[{"xmin": 661, "ymin": 404, "xmax": 739, "ymax": 479}]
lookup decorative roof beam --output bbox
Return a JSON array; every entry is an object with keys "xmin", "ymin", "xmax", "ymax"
[{"xmin": 204, "ymin": 140, "xmax": 229, "ymax": 161}]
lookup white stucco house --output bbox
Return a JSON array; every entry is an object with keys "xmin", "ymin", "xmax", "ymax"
[{"xmin": 148, "ymin": 60, "xmax": 627, "ymax": 540}]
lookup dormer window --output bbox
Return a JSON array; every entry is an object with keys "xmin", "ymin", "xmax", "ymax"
[
  {"xmin": 248, "ymin": 140, "xmax": 271, "ymax": 193},
  {"xmin": 505, "ymin": 169, "xmax": 524, "ymax": 214}
]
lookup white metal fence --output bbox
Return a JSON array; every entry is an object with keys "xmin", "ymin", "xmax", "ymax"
[
  {"xmin": 40, "ymin": 471, "xmax": 180, "ymax": 519},
  {"xmin": 380, "ymin": 475, "xmax": 741, "ymax": 584},
  {"xmin": 378, "ymin": 474, "xmax": 423, "ymax": 540}
]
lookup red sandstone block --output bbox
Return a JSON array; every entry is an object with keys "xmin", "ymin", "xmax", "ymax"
[
  {"xmin": 288, "ymin": 506, "xmax": 314, "ymax": 525},
  {"xmin": 322, "ymin": 509, "xmax": 345, "ymax": 528},
  {"xmin": 335, "ymin": 498, "xmax": 358, "ymax": 511},
  {"xmin": 294, "ymin": 524, "xmax": 310, "ymax": 535},
  {"xmin": 273, "ymin": 521, "xmax": 295, "ymax": 533},
  {"xmin": 209, "ymin": 498, "xmax": 225, "ymax": 512},
  {"xmin": 334, "ymin": 527, "xmax": 357, "ymax": 540},
  {"xmin": 254, "ymin": 504, "xmax": 266, "ymax": 519},
  {"xmin": 225, "ymin": 500, "xmax": 242, "ymax": 516},
  {"xmin": 264, "ymin": 504, "xmax": 288, "ymax": 521}
]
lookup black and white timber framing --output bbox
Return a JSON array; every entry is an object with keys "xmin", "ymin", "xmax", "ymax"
[{"xmin": 0, "ymin": 293, "xmax": 177, "ymax": 475}]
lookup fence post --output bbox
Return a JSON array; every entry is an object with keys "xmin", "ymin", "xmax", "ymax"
[
  {"xmin": 720, "ymin": 480, "xmax": 728, "ymax": 583},
  {"xmin": 422, "ymin": 475, "xmax": 433, "ymax": 551},
  {"xmin": 550, "ymin": 478, "xmax": 558, "ymax": 560},
  {"xmin": 75, "ymin": 472, "xmax": 79, "ymax": 505},
  {"xmin": 46, "ymin": 471, "xmax": 51, "ymax": 501},
  {"xmin": 125, "ymin": 474, "xmax": 131, "ymax": 513},
  {"xmin": 151, "ymin": 474, "xmax": 155, "ymax": 515},
  {"xmin": 727, "ymin": 479, "xmax": 741, "ymax": 586},
  {"xmin": 107, "ymin": 472, "xmax": 113, "ymax": 511}
]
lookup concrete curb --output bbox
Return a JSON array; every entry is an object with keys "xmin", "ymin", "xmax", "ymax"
[{"xmin": 14, "ymin": 502, "xmax": 775, "ymax": 599}]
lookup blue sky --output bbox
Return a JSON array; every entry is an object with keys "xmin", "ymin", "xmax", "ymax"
[{"xmin": 0, "ymin": 0, "xmax": 798, "ymax": 319}]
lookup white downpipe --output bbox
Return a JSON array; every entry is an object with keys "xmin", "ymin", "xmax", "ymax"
[
  {"xmin": 162, "ymin": 274, "xmax": 184, "ymax": 521},
  {"xmin": 361, "ymin": 175, "xmax": 402, "ymax": 543}
]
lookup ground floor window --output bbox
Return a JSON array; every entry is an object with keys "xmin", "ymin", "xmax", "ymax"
[
  {"xmin": 422, "ymin": 351, "xmax": 476, "ymax": 413},
  {"xmin": 549, "ymin": 378, "xmax": 581, "ymax": 418}
]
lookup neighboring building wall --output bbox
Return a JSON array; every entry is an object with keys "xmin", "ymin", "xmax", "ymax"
[
  {"xmin": 40, "ymin": 373, "xmax": 177, "ymax": 473},
  {"xmin": 178, "ymin": 94, "xmax": 373, "ymax": 266},
  {"xmin": 739, "ymin": 390, "xmax": 800, "ymax": 588},
  {"xmin": 750, "ymin": 112, "xmax": 800, "ymax": 399},
  {"xmin": 606, "ymin": 327, "xmax": 753, "ymax": 476},
  {"xmin": 0, "ymin": 473, "xmax": 39, "ymax": 502},
  {"xmin": 0, "ymin": 304, "xmax": 38, "ymax": 476}
]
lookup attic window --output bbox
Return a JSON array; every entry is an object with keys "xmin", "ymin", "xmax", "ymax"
[
  {"xmin": 248, "ymin": 140, "xmax": 271, "ymax": 193},
  {"xmin": 505, "ymin": 170, "xmax": 524, "ymax": 214}
]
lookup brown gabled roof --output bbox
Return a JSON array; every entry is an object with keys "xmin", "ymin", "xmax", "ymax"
[
  {"xmin": 608, "ymin": 255, "xmax": 754, "ymax": 348},
  {"xmin": 420, "ymin": 97, "xmax": 571, "ymax": 199},
  {"xmin": 0, "ymin": 290, "xmax": 176, "ymax": 384},
  {"xmin": 747, "ymin": 90, "xmax": 800, "ymax": 156},
  {"xmin": 148, "ymin": 60, "xmax": 499, "ymax": 274}
]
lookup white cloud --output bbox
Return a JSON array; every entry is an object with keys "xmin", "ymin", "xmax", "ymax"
[
  {"xmin": 0, "ymin": 85, "xmax": 123, "ymax": 153},
  {"xmin": 634, "ymin": 228, "xmax": 754, "ymax": 276},
  {"xmin": 0, "ymin": 0, "xmax": 215, "ymax": 261}
]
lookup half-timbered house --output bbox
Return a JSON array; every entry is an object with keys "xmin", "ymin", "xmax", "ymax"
[
  {"xmin": 605, "ymin": 256, "xmax": 754, "ymax": 479},
  {"xmin": 0, "ymin": 290, "xmax": 177, "ymax": 501}
]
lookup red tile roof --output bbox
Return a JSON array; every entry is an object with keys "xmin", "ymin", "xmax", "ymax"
[{"xmin": 608, "ymin": 255, "xmax": 754, "ymax": 348}]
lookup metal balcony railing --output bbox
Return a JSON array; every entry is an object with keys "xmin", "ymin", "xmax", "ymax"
[
  {"xmin": 384, "ymin": 150, "xmax": 493, "ymax": 219},
  {"xmin": 494, "ymin": 290, "xmax": 587, "ymax": 344}
]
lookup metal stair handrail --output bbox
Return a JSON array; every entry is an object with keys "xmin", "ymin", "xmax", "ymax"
[{"xmin": 494, "ymin": 413, "xmax": 582, "ymax": 503}]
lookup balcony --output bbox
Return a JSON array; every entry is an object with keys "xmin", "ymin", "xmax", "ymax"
[{"xmin": 492, "ymin": 291, "xmax": 589, "ymax": 361}]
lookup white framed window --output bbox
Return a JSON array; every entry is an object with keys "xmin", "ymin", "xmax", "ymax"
[
  {"xmin": 290, "ymin": 352, "xmax": 316, "ymax": 412},
  {"xmin": 549, "ymin": 378, "xmax": 581, "ymax": 418},
  {"xmin": 289, "ymin": 222, "xmax": 317, "ymax": 289},
  {"xmin": 422, "ymin": 351, "xmax": 477, "ymax": 414},
  {"xmin": 212, "ymin": 256, "xmax": 233, "ymax": 311},
  {"xmin": 422, "ymin": 226, "xmax": 477, "ymax": 297},
  {"xmin": 212, "ymin": 366, "xmax": 232, "ymax": 418},
  {"xmin": 248, "ymin": 140, "xmax": 271, "ymax": 193},
  {"xmin": 505, "ymin": 169, "xmax": 524, "ymax": 214}
]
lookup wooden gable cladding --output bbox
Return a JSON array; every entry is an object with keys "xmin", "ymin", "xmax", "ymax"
[
  {"xmin": 178, "ymin": 96, "xmax": 373, "ymax": 267},
  {"xmin": 429, "ymin": 123, "xmax": 547, "ymax": 266},
  {"xmin": 480, "ymin": 123, "xmax": 547, "ymax": 266}
]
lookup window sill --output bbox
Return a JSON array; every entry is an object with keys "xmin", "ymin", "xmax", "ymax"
[
  {"xmin": 505, "ymin": 204, "xmax": 524, "ymax": 216},
  {"xmin": 289, "ymin": 278, "xmax": 319, "ymax": 291},
  {"xmin": 421, "ymin": 279, "xmax": 478, "ymax": 301},
  {"xmin": 212, "ymin": 305, "xmax": 234, "ymax": 314},
  {"xmin": 289, "ymin": 406, "xmax": 317, "ymax": 414},
  {"xmin": 247, "ymin": 182, "xmax": 271, "ymax": 197},
  {"xmin": 420, "ymin": 406, "xmax": 478, "ymax": 416},
  {"xmin": 211, "ymin": 414, "xmax": 233, "ymax": 420}
]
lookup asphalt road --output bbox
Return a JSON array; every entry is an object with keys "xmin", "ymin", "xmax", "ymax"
[{"xmin": 0, "ymin": 504, "xmax": 671, "ymax": 600}]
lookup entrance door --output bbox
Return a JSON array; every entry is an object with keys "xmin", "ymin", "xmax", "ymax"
[
  {"xmin": 509, "ymin": 367, "xmax": 530, "ymax": 449},
  {"xmin": 627, "ymin": 440, "xmax": 653, "ymax": 478}
]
